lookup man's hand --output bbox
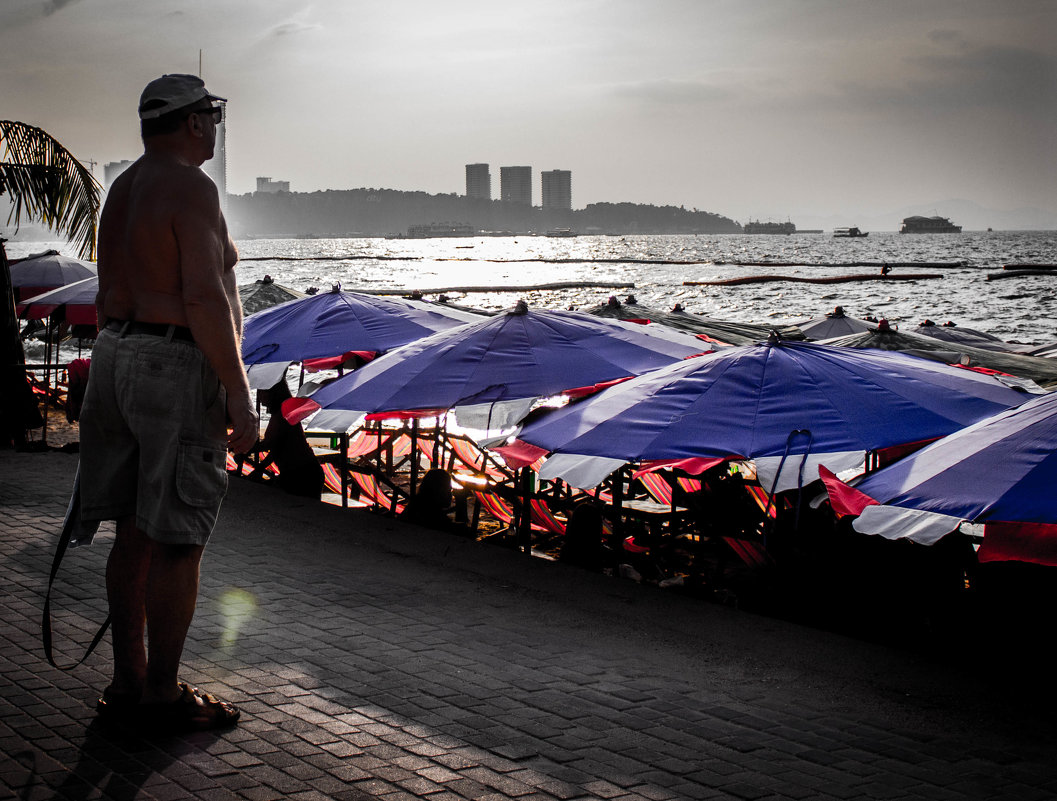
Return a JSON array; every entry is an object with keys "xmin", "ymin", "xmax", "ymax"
[{"xmin": 227, "ymin": 393, "xmax": 260, "ymax": 454}]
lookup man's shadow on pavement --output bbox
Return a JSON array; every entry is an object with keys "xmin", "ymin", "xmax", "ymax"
[{"xmin": 19, "ymin": 717, "xmax": 225, "ymax": 800}]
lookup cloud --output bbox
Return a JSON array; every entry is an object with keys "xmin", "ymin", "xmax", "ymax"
[
  {"xmin": 926, "ymin": 29, "xmax": 962, "ymax": 44},
  {"xmin": 42, "ymin": 0, "xmax": 83, "ymax": 13},
  {"xmin": 905, "ymin": 42, "xmax": 1057, "ymax": 114},
  {"xmin": 612, "ymin": 78, "xmax": 732, "ymax": 106},
  {"xmin": 0, "ymin": 0, "xmax": 80, "ymax": 26},
  {"xmin": 269, "ymin": 20, "xmax": 319, "ymax": 37}
]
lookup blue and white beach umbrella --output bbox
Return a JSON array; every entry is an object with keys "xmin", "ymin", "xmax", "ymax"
[
  {"xmin": 241, "ymin": 288, "xmax": 482, "ymax": 388},
  {"xmin": 297, "ymin": 302, "xmax": 712, "ymax": 432},
  {"xmin": 823, "ymin": 390, "xmax": 1057, "ymax": 566},
  {"xmin": 9, "ymin": 249, "xmax": 96, "ymax": 301},
  {"xmin": 514, "ymin": 338, "xmax": 1034, "ymax": 490}
]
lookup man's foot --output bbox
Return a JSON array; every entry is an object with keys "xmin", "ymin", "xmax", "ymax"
[
  {"xmin": 139, "ymin": 682, "xmax": 240, "ymax": 732},
  {"xmin": 96, "ymin": 686, "xmax": 142, "ymax": 721}
]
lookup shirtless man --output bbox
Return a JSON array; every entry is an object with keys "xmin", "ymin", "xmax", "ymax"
[{"xmin": 79, "ymin": 74, "xmax": 258, "ymax": 731}]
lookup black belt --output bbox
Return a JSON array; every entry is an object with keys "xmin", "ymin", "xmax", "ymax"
[{"xmin": 105, "ymin": 319, "xmax": 196, "ymax": 344}]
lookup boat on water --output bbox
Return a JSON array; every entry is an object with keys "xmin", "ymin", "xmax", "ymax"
[
  {"xmin": 743, "ymin": 220, "xmax": 796, "ymax": 235},
  {"xmin": 900, "ymin": 215, "xmax": 962, "ymax": 234},
  {"xmin": 544, "ymin": 228, "xmax": 578, "ymax": 238},
  {"xmin": 834, "ymin": 227, "xmax": 868, "ymax": 238},
  {"xmin": 404, "ymin": 222, "xmax": 476, "ymax": 238}
]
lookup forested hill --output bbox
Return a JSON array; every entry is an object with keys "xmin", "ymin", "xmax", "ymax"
[{"xmin": 227, "ymin": 188, "xmax": 742, "ymax": 237}]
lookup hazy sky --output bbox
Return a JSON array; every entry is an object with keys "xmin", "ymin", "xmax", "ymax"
[{"xmin": 2, "ymin": 0, "xmax": 1055, "ymax": 223}]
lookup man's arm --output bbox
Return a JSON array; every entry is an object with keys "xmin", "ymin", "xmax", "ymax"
[{"xmin": 172, "ymin": 170, "xmax": 258, "ymax": 453}]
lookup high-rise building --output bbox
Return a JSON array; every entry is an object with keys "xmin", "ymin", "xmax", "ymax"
[
  {"xmin": 201, "ymin": 102, "xmax": 227, "ymax": 211},
  {"xmin": 500, "ymin": 166, "xmax": 532, "ymax": 206},
  {"xmin": 256, "ymin": 177, "xmax": 290, "ymax": 193},
  {"xmin": 465, "ymin": 163, "xmax": 491, "ymax": 200},
  {"xmin": 541, "ymin": 170, "xmax": 572, "ymax": 211},
  {"xmin": 103, "ymin": 160, "xmax": 134, "ymax": 190}
]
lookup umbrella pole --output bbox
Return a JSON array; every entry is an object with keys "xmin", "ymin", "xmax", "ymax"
[
  {"xmin": 611, "ymin": 466, "xmax": 625, "ymax": 537},
  {"xmin": 517, "ymin": 466, "xmax": 533, "ymax": 554},
  {"xmin": 410, "ymin": 418, "xmax": 420, "ymax": 498},
  {"xmin": 41, "ymin": 317, "xmax": 53, "ymax": 445},
  {"xmin": 340, "ymin": 431, "xmax": 349, "ymax": 509}
]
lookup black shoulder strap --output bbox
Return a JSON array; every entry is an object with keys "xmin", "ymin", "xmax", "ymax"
[{"xmin": 42, "ymin": 474, "xmax": 111, "ymax": 670}]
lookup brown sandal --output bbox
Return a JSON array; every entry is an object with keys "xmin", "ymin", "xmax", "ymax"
[
  {"xmin": 140, "ymin": 682, "xmax": 240, "ymax": 732},
  {"xmin": 96, "ymin": 687, "xmax": 141, "ymax": 721}
]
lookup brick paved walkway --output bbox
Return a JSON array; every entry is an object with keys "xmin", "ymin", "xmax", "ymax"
[{"xmin": 3, "ymin": 448, "xmax": 1056, "ymax": 800}]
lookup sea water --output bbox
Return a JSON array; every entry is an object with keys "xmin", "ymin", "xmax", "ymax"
[
  {"xmin": 8, "ymin": 231, "xmax": 1057, "ymax": 346},
  {"xmin": 233, "ymin": 231, "xmax": 1057, "ymax": 346}
]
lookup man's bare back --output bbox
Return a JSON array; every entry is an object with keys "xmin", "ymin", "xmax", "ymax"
[{"xmin": 97, "ymin": 155, "xmax": 238, "ymax": 331}]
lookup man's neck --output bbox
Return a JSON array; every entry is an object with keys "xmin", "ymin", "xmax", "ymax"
[{"xmin": 143, "ymin": 137, "xmax": 204, "ymax": 168}]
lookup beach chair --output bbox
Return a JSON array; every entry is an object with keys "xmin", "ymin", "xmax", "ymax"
[
  {"xmin": 321, "ymin": 462, "xmax": 348, "ymax": 495},
  {"xmin": 344, "ymin": 427, "xmax": 392, "ymax": 459},
  {"xmin": 447, "ymin": 435, "xmax": 509, "ymax": 479},
  {"xmin": 470, "ymin": 489, "xmax": 566, "ymax": 536},
  {"xmin": 530, "ymin": 498, "xmax": 566, "ymax": 536},
  {"xmin": 226, "ymin": 452, "xmax": 279, "ymax": 480},
  {"xmin": 473, "ymin": 490, "xmax": 516, "ymax": 527},
  {"xmin": 350, "ymin": 470, "xmax": 407, "ymax": 516},
  {"xmin": 642, "ymin": 468, "xmax": 773, "ymax": 568},
  {"xmin": 319, "ymin": 462, "xmax": 375, "ymax": 508}
]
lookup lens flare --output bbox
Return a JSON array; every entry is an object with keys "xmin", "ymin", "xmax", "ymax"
[{"xmin": 218, "ymin": 588, "xmax": 257, "ymax": 649}]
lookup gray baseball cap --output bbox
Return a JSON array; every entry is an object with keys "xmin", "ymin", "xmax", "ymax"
[{"xmin": 138, "ymin": 74, "xmax": 226, "ymax": 120}]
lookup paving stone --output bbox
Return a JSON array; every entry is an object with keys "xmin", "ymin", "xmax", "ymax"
[{"xmin": 4, "ymin": 450, "xmax": 1057, "ymax": 801}]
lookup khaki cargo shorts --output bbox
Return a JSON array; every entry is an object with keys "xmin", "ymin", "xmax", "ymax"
[{"xmin": 79, "ymin": 328, "xmax": 229, "ymax": 545}]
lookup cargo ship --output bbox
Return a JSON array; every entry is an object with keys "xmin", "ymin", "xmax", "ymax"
[{"xmin": 899, "ymin": 215, "xmax": 962, "ymax": 234}]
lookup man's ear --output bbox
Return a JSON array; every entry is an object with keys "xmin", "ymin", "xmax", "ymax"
[{"xmin": 186, "ymin": 112, "xmax": 205, "ymax": 138}]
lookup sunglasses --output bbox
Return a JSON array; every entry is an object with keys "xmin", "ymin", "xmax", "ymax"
[{"xmin": 190, "ymin": 106, "xmax": 223, "ymax": 124}]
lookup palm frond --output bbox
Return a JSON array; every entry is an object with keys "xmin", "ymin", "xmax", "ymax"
[{"xmin": 0, "ymin": 120, "xmax": 101, "ymax": 260}]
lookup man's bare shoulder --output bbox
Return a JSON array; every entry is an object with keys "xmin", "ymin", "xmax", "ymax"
[
  {"xmin": 110, "ymin": 159, "xmax": 140, "ymax": 191},
  {"xmin": 134, "ymin": 157, "xmax": 219, "ymax": 206}
]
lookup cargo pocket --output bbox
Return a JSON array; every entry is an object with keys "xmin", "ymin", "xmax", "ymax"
[{"xmin": 176, "ymin": 440, "xmax": 229, "ymax": 507}]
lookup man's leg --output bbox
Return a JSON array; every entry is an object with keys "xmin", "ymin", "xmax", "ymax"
[
  {"xmin": 105, "ymin": 516, "xmax": 150, "ymax": 697},
  {"xmin": 141, "ymin": 539, "xmax": 205, "ymax": 705},
  {"xmin": 105, "ymin": 517, "xmax": 205, "ymax": 704}
]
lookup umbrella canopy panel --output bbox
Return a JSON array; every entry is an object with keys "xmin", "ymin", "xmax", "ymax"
[
  {"xmin": 827, "ymin": 391, "xmax": 1057, "ymax": 565},
  {"xmin": 585, "ymin": 296, "xmax": 802, "ymax": 345},
  {"xmin": 823, "ymin": 326, "xmax": 1057, "ymax": 388},
  {"xmin": 518, "ymin": 339, "xmax": 1032, "ymax": 489},
  {"xmin": 913, "ymin": 320, "xmax": 1030, "ymax": 353},
  {"xmin": 241, "ymin": 288, "xmax": 481, "ymax": 388},
  {"xmin": 794, "ymin": 306, "xmax": 875, "ymax": 340},
  {"xmin": 303, "ymin": 303, "xmax": 710, "ymax": 432},
  {"xmin": 9, "ymin": 250, "xmax": 96, "ymax": 301},
  {"xmin": 238, "ymin": 279, "xmax": 306, "ymax": 316},
  {"xmin": 17, "ymin": 275, "xmax": 99, "ymax": 325},
  {"xmin": 848, "ymin": 391, "xmax": 1057, "ymax": 525}
]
